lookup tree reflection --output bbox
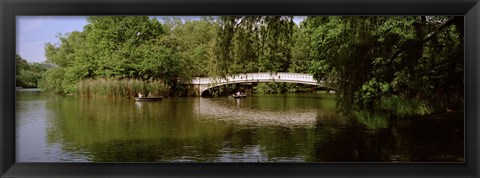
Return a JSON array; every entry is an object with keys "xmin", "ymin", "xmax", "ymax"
[{"xmin": 39, "ymin": 94, "xmax": 463, "ymax": 162}]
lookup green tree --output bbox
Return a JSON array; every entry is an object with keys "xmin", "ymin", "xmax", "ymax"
[
  {"xmin": 213, "ymin": 16, "xmax": 295, "ymax": 76},
  {"xmin": 306, "ymin": 16, "xmax": 463, "ymax": 113},
  {"xmin": 164, "ymin": 17, "xmax": 219, "ymax": 77},
  {"xmin": 290, "ymin": 22, "xmax": 312, "ymax": 73},
  {"xmin": 83, "ymin": 16, "xmax": 164, "ymax": 78},
  {"xmin": 16, "ymin": 54, "xmax": 47, "ymax": 88},
  {"xmin": 42, "ymin": 16, "xmax": 168, "ymax": 94}
]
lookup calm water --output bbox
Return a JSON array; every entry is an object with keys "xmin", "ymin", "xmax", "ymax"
[{"xmin": 16, "ymin": 90, "xmax": 464, "ymax": 162}]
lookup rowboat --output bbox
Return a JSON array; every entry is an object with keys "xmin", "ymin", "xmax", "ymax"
[
  {"xmin": 232, "ymin": 94, "xmax": 247, "ymax": 99},
  {"xmin": 135, "ymin": 96, "xmax": 163, "ymax": 101}
]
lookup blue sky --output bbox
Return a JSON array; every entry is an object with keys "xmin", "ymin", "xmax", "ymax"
[
  {"xmin": 16, "ymin": 16, "xmax": 306, "ymax": 63},
  {"xmin": 17, "ymin": 16, "xmax": 88, "ymax": 63}
]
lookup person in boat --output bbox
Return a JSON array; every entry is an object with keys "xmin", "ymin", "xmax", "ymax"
[
  {"xmin": 138, "ymin": 92, "xmax": 143, "ymax": 98},
  {"xmin": 329, "ymin": 90, "xmax": 336, "ymax": 95},
  {"xmin": 231, "ymin": 91, "xmax": 239, "ymax": 97}
]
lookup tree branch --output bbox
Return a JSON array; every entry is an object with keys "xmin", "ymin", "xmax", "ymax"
[{"xmin": 389, "ymin": 18, "xmax": 455, "ymax": 61}]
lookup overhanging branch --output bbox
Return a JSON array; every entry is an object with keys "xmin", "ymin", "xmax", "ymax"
[{"xmin": 390, "ymin": 18, "xmax": 456, "ymax": 61}]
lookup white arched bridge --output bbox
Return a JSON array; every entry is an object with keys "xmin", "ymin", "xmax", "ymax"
[{"xmin": 184, "ymin": 72, "xmax": 336, "ymax": 96}]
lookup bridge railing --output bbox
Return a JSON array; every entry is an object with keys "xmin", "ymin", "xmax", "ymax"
[{"xmin": 189, "ymin": 72, "xmax": 321, "ymax": 85}]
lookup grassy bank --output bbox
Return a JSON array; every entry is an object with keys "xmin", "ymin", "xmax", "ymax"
[{"xmin": 78, "ymin": 78, "xmax": 170, "ymax": 98}]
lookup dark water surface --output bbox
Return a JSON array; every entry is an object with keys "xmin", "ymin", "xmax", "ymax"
[{"xmin": 16, "ymin": 90, "xmax": 464, "ymax": 162}]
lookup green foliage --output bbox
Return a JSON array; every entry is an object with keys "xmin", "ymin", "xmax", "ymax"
[
  {"xmin": 353, "ymin": 111, "xmax": 390, "ymax": 130},
  {"xmin": 254, "ymin": 83, "xmax": 279, "ymax": 94},
  {"xmin": 379, "ymin": 96, "xmax": 433, "ymax": 117},
  {"xmin": 38, "ymin": 15, "xmax": 464, "ymax": 116},
  {"xmin": 38, "ymin": 68, "xmax": 69, "ymax": 94},
  {"xmin": 138, "ymin": 44, "xmax": 182, "ymax": 84},
  {"xmin": 16, "ymin": 54, "xmax": 47, "ymax": 88},
  {"xmin": 205, "ymin": 84, "xmax": 237, "ymax": 97},
  {"xmin": 83, "ymin": 16, "xmax": 165, "ymax": 78},
  {"xmin": 160, "ymin": 17, "xmax": 219, "ymax": 79},
  {"xmin": 41, "ymin": 16, "xmax": 219, "ymax": 97},
  {"xmin": 77, "ymin": 78, "xmax": 169, "ymax": 98},
  {"xmin": 306, "ymin": 16, "xmax": 464, "ymax": 114},
  {"xmin": 290, "ymin": 24, "xmax": 311, "ymax": 73},
  {"xmin": 213, "ymin": 16, "xmax": 295, "ymax": 77},
  {"xmin": 253, "ymin": 82, "xmax": 289, "ymax": 94}
]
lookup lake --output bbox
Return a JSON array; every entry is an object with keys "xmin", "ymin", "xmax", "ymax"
[{"xmin": 16, "ymin": 89, "xmax": 464, "ymax": 162}]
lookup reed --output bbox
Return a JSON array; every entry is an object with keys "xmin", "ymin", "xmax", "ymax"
[{"xmin": 78, "ymin": 78, "xmax": 170, "ymax": 98}]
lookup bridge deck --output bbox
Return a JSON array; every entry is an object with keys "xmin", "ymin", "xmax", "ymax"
[
  {"xmin": 184, "ymin": 72, "xmax": 334, "ymax": 94},
  {"xmin": 189, "ymin": 72, "xmax": 323, "ymax": 85}
]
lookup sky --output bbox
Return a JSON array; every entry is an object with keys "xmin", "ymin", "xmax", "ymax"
[
  {"xmin": 17, "ymin": 16, "xmax": 88, "ymax": 63},
  {"xmin": 16, "ymin": 16, "xmax": 306, "ymax": 63}
]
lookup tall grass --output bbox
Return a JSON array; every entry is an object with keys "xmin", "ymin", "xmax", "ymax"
[
  {"xmin": 353, "ymin": 111, "xmax": 389, "ymax": 130},
  {"xmin": 378, "ymin": 95, "xmax": 433, "ymax": 117},
  {"xmin": 78, "ymin": 78, "xmax": 170, "ymax": 98}
]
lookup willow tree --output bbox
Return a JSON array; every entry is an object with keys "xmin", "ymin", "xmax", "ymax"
[
  {"xmin": 289, "ymin": 22, "xmax": 312, "ymax": 73},
  {"xmin": 162, "ymin": 16, "xmax": 219, "ymax": 78},
  {"xmin": 213, "ymin": 16, "xmax": 295, "ymax": 77},
  {"xmin": 307, "ymin": 16, "xmax": 464, "ymax": 113}
]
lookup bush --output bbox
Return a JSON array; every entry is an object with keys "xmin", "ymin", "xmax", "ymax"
[
  {"xmin": 254, "ymin": 82, "xmax": 286, "ymax": 94},
  {"xmin": 38, "ymin": 68, "xmax": 69, "ymax": 94}
]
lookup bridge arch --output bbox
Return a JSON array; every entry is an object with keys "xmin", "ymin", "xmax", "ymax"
[{"xmin": 185, "ymin": 72, "xmax": 336, "ymax": 96}]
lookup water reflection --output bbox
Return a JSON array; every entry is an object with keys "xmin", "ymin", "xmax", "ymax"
[
  {"xmin": 16, "ymin": 92, "xmax": 464, "ymax": 162},
  {"xmin": 194, "ymin": 98, "xmax": 318, "ymax": 128}
]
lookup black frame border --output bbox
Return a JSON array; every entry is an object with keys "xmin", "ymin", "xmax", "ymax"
[{"xmin": 1, "ymin": 0, "xmax": 479, "ymax": 177}]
